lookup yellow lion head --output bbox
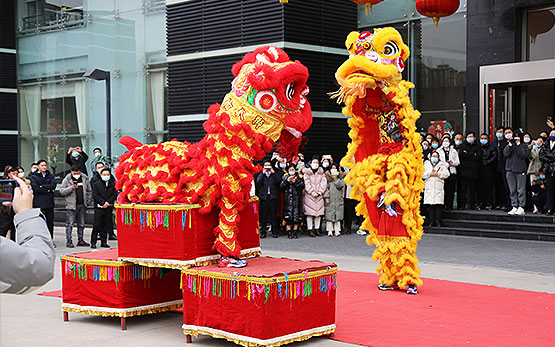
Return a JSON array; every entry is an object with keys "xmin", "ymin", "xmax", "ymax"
[{"xmin": 333, "ymin": 28, "xmax": 410, "ymax": 101}]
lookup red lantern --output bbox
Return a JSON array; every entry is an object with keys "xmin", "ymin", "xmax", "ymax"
[
  {"xmin": 350, "ymin": 0, "xmax": 385, "ymax": 16},
  {"xmin": 416, "ymin": 0, "xmax": 459, "ymax": 28}
]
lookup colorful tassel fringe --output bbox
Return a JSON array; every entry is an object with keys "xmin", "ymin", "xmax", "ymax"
[{"xmin": 62, "ymin": 259, "xmax": 176, "ymax": 283}]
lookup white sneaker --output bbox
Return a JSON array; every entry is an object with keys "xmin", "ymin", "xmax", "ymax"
[
  {"xmin": 356, "ymin": 229, "xmax": 367, "ymax": 235},
  {"xmin": 515, "ymin": 207, "xmax": 525, "ymax": 216},
  {"xmin": 334, "ymin": 230, "xmax": 341, "ymax": 237},
  {"xmin": 508, "ymin": 207, "xmax": 517, "ymax": 215},
  {"xmin": 533, "ymin": 206, "xmax": 539, "ymax": 214},
  {"xmin": 328, "ymin": 231, "xmax": 333, "ymax": 237}
]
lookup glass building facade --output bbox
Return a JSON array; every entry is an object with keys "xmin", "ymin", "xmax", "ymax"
[
  {"xmin": 358, "ymin": 0, "xmax": 468, "ymax": 135},
  {"xmin": 16, "ymin": 0, "xmax": 166, "ymax": 179}
]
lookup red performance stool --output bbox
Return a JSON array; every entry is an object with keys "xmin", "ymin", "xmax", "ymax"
[
  {"xmin": 115, "ymin": 198, "xmax": 261, "ymax": 269},
  {"xmin": 181, "ymin": 256, "xmax": 337, "ymax": 346},
  {"xmin": 61, "ymin": 248, "xmax": 182, "ymax": 330}
]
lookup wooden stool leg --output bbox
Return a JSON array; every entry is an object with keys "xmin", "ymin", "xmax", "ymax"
[
  {"xmin": 63, "ymin": 311, "xmax": 69, "ymax": 322},
  {"xmin": 186, "ymin": 335, "xmax": 192, "ymax": 343},
  {"xmin": 121, "ymin": 317, "xmax": 126, "ymax": 330}
]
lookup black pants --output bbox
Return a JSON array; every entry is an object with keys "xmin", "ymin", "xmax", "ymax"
[
  {"xmin": 444, "ymin": 174, "xmax": 456, "ymax": 210},
  {"xmin": 546, "ymin": 173, "xmax": 555, "ymax": 211},
  {"xmin": 459, "ymin": 177, "xmax": 478, "ymax": 209},
  {"xmin": 0, "ymin": 209, "xmax": 15, "ymax": 241},
  {"xmin": 40, "ymin": 207, "xmax": 54, "ymax": 240},
  {"xmin": 344, "ymin": 198, "xmax": 357, "ymax": 231},
  {"xmin": 478, "ymin": 167, "xmax": 495, "ymax": 207},
  {"xmin": 427, "ymin": 204, "xmax": 443, "ymax": 224},
  {"xmin": 259, "ymin": 198, "xmax": 277, "ymax": 235},
  {"xmin": 91, "ymin": 207, "xmax": 112, "ymax": 245},
  {"xmin": 494, "ymin": 170, "xmax": 509, "ymax": 207}
]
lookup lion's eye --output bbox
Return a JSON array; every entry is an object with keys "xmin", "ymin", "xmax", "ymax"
[
  {"xmin": 383, "ymin": 42, "xmax": 399, "ymax": 56},
  {"xmin": 286, "ymin": 82, "xmax": 295, "ymax": 100}
]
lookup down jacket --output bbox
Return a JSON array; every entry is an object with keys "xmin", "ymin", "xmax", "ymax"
[
  {"xmin": 302, "ymin": 167, "xmax": 327, "ymax": 216},
  {"xmin": 59, "ymin": 173, "xmax": 93, "ymax": 210},
  {"xmin": 324, "ymin": 172, "xmax": 345, "ymax": 222},
  {"xmin": 280, "ymin": 173, "xmax": 304, "ymax": 224},
  {"xmin": 539, "ymin": 141, "xmax": 555, "ymax": 175},
  {"xmin": 423, "ymin": 161, "xmax": 450, "ymax": 205}
]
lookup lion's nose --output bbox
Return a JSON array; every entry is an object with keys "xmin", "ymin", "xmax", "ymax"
[{"xmin": 365, "ymin": 51, "xmax": 381, "ymax": 63}]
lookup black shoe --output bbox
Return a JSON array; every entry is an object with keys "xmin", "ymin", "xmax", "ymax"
[
  {"xmin": 475, "ymin": 206, "xmax": 481, "ymax": 211},
  {"xmin": 260, "ymin": 233, "xmax": 267, "ymax": 239},
  {"xmin": 77, "ymin": 240, "xmax": 90, "ymax": 247},
  {"xmin": 91, "ymin": 244, "xmax": 97, "ymax": 249},
  {"xmin": 346, "ymin": 229, "xmax": 352, "ymax": 235},
  {"xmin": 294, "ymin": 232, "xmax": 299, "ymax": 239},
  {"xmin": 109, "ymin": 235, "xmax": 117, "ymax": 241},
  {"xmin": 100, "ymin": 243, "xmax": 110, "ymax": 248},
  {"xmin": 308, "ymin": 230, "xmax": 315, "ymax": 237},
  {"xmin": 433, "ymin": 220, "xmax": 442, "ymax": 227},
  {"xmin": 272, "ymin": 233, "xmax": 278, "ymax": 238},
  {"xmin": 66, "ymin": 241, "xmax": 74, "ymax": 248},
  {"xmin": 547, "ymin": 210, "xmax": 554, "ymax": 215}
]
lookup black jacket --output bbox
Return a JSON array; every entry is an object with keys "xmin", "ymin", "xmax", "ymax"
[
  {"xmin": 480, "ymin": 143, "xmax": 498, "ymax": 168},
  {"xmin": 89, "ymin": 172, "xmax": 101, "ymax": 186},
  {"xmin": 539, "ymin": 141, "xmax": 555, "ymax": 175},
  {"xmin": 458, "ymin": 141, "xmax": 482, "ymax": 179},
  {"xmin": 503, "ymin": 141, "xmax": 530, "ymax": 173},
  {"xmin": 29, "ymin": 171, "xmax": 57, "ymax": 209},
  {"xmin": 255, "ymin": 172, "xmax": 280, "ymax": 200},
  {"xmin": 496, "ymin": 138, "xmax": 509, "ymax": 171},
  {"xmin": 280, "ymin": 173, "xmax": 304, "ymax": 223},
  {"xmin": 92, "ymin": 177, "xmax": 118, "ymax": 209},
  {"xmin": 66, "ymin": 151, "xmax": 89, "ymax": 176}
]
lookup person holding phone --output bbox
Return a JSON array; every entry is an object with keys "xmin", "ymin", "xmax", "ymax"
[
  {"xmin": 60, "ymin": 165, "xmax": 93, "ymax": 248},
  {"xmin": 66, "ymin": 146, "xmax": 89, "ymax": 176},
  {"xmin": 0, "ymin": 176, "xmax": 55, "ymax": 294},
  {"xmin": 0, "ymin": 167, "xmax": 19, "ymax": 241},
  {"xmin": 29, "ymin": 160, "xmax": 56, "ymax": 244},
  {"xmin": 280, "ymin": 163, "xmax": 304, "ymax": 239},
  {"xmin": 503, "ymin": 129, "xmax": 531, "ymax": 215}
]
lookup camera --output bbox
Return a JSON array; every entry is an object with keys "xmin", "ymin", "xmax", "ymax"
[{"xmin": 0, "ymin": 179, "xmax": 18, "ymax": 202}]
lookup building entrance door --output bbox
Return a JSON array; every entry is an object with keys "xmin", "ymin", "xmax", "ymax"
[{"xmin": 489, "ymin": 87, "xmax": 513, "ymax": 135}]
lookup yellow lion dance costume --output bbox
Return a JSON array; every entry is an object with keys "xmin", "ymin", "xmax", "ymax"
[{"xmin": 332, "ymin": 28, "xmax": 424, "ymax": 293}]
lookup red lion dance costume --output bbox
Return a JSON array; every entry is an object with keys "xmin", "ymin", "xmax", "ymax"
[
  {"xmin": 115, "ymin": 47, "xmax": 312, "ymax": 264},
  {"xmin": 332, "ymin": 28, "xmax": 425, "ymax": 294}
]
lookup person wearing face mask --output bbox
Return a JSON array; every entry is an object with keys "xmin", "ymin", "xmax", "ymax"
[
  {"xmin": 421, "ymin": 140, "xmax": 431, "ymax": 162},
  {"xmin": 89, "ymin": 147, "xmax": 110, "ymax": 174},
  {"xmin": 90, "ymin": 162, "xmax": 105, "ymax": 186},
  {"xmin": 422, "ymin": 151, "xmax": 450, "ymax": 227},
  {"xmin": 428, "ymin": 138, "xmax": 440, "ymax": 155},
  {"xmin": 65, "ymin": 146, "xmax": 89, "ymax": 176},
  {"xmin": 91, "ymin": 168, "xmax": 118, "ymax": 248},
  {"xmin": 457, "ymin": 132, "xmax": 482, "ymax": 210},
  {"xmin": 539, "ymin": 131, "xmax": 549, "ymax": 144},
  {"xmin": 280, "ymin": 163, "xmax": 304, "ymax": 239},
  {"xmin": 527, "ymin": 137, "xmax": 544, "ymax": 184},
  {"xmin": 478, "ymin": 133, "xmax": 498, "ymax": 210},
  {"xmin": 302, "ymin": 157, "xmax": 327, "ymax": 237},
  {"xmin": 539, "ymin": 129, "xmax": 555, "ymax": 215},
  {"xmin": 437, "ymin": 137, "xmax": 459, "ymax": 211},
  {"xmin": 255, "ymin": 161, "xmax": 280, "ymax": 238},
  {"xmin": 321, "ymin": 155, "xmax": 333, "ymax": 172},
  {"xmin": 29, "ymin": 160, "xmax": 57, "ymax": 244},
  {"xmin": 530, "ymin": 172, "xmax": 548, "ymax": 214},
  {"xmin": 503, "ymin": 130, "xmax": 531, "ymax": 216},
  {"xmin": 59, "ymin": 165, "xmax": 93, "ymax": 248},
  {"xmin": 28, "ymin": 163, "xmax": 39, "ymax": 178},
  {"xmin": 0, "ymin": 167, "xmax": 19, "ymax": 241},
  {"xmin": 324, "ymin": 163, "xmax": 345, "ymax": 237}
]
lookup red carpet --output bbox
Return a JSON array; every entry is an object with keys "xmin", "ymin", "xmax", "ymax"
[
  {"xmin": 332, "ymin": 271, "xmax": 555, "ymax": 347},
  {"xmin": 37, "ymin": 290, "xmax": 62, "ymax": 298}
]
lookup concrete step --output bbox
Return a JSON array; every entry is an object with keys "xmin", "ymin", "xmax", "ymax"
[{"xmin": 424, "ymin": 226, "xmax": 555, "ymax": 242}]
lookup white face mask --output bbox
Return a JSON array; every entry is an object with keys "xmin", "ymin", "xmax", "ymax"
[
  {"xmin": 288, "ymin": 171, "xmax": 296, "ymax": 176},
  {"xmin": 330, "ymin": 169, "xmax": 339, "ymax": 176},
  {"xmin": 311, "ymin": 163, "xmax": 319, "ymax": 170},
  {"xmin": 322, "ymin": 162, "xmax": 329, "ymax": 168},
  {"xmin": 523, "ymin": 137, "xmax": 531, "ymax": 143},
  {"xmin": 72, "ymin": 174, "xmax": 81, "ymax": 180},
  {"xmin": 505, "ymin": 133, "xmax": 513, "ymax": 140},
  {"xmin": 442, "ymin": 141, "xmax": 450, "ymax": 148},
  {"xmin": 101, "ymin": 175, "xmax": 110, "ymax": 182},
  {"xmin": 18, "ymin": 172, "xmax": 25, "ymax": 178}
]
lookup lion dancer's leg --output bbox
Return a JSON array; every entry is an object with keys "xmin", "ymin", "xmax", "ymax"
[
  {"xmin": 374, "ymin": 150, "xmax": 423, "ymax": 290},
  {"xmin": 213, "ymin": 196, "xmax": 249, "ymax": 267}
]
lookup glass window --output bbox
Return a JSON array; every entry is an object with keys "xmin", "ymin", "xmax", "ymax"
[{"xmin": 525, "ymin": 7, "xmax": 555, "ymax": 61}]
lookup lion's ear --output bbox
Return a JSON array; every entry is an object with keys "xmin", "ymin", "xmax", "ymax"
[{"xmin": 345, "ymin": 31, "xmax": 360, "ymax": 52}]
